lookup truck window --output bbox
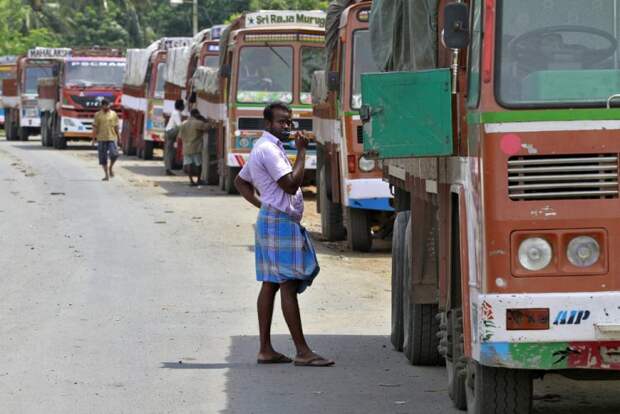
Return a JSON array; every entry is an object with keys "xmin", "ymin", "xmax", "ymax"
[
  {"xmin": 24, "ymin": 66, "xmax": 54, "ymax": 94},
  {"xmin": 467, "ymin": 0, "xmax": 482, "ymax": 108},
  {"xmin": 65, "ymin": 60, "xmax": 126, "ymax": 88},
  {"xmin": 237, "ymin": 46, "xmax": 293, "ymax": 104},
  {"xmin": 301, "ymin": 47, "xmax": 325, "ymax": 104},
  {"xmin": 497, "ymin": 0, "xmax": 620, "ymax": 107},
  {"xmin": 352, "ymin": 29, "xmax": 380, "ymax": 109},
  {"xmin": 202, "ymin": 55, "xmax": 219, "ymax": 68},
  {"xmin": 154, "ymin": 62, "xmax": 167, "ymax": 98}
]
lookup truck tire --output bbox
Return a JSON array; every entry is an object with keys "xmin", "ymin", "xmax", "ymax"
[
  {"xmin": 466, "ymin": 361, "xmax": 532, "ymax": 414},
  {"xmin": 402, "ymin": 216, "xmax": 443, "ymax": 366},
  {"xmin": 319, "ymin": 164, "xmax": 346, "ymax": 241},
  {"xmin": 447, "ymin": 310, "xmax": 467, "ymax": 410},
  {"xmin": 19, "ymin": 127, "xmax": 29, "ymax": 141},
  {"xmin": 348, "ymin": 207, "xmax": 372, "ymax": 252},
  {"xmin": 40, "ymin": 113, "xmax": 47, "ymax": 146},
  {"xmin": 143, "ymin": 141, "xmax": 154, "ymax": 160},
  {"xmin": 390, "ymin": 210, "xmax": 410, "ymax": 352},
  {"xmin": 124, "ymin": 136, "xmax": 137, "ymax": 156},
  {"xmin": 5, "ymin": 114, "xmax": 14, "ymax": 141},
  {"xmin": 53, "ymin": 131, "xmax": 67, "ymax": 150}
]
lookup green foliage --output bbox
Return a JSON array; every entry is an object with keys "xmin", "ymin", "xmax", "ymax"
[
  {"xmin": 0, "ymin": 0, "xmax": 329, "ymax": 56},
  {"xmin": 0, "ymin": 0, "xmax": 59, "ymax": 55}
]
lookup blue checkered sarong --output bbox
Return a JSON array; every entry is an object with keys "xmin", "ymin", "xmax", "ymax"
[{"xmin": 255, "ymin": 205, "xmax": 320, "ymax": 293}]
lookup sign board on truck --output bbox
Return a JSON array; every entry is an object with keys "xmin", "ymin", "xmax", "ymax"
[
  {"xmin": 27, "ymin": 48, "xmax": 71, "ymax": 59},
  {"xmin": 245, "ymin": 10, "xmax": 326, "ymax": 28}
]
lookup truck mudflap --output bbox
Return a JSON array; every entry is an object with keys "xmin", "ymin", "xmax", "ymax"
[
  {"xmin": 227, "ymin": 152, "xmax": 317, "ymax": 170},
  {"xmin": 342, "ymin": 177, "xmax": 393, "ymax": 211},
  {"xmin": 0, "ymin": 108, "xmax": 4, "ymax": 124},
  {"xmin": 472, "ymin": 292, "xmax": 620, "ymax": 370}
]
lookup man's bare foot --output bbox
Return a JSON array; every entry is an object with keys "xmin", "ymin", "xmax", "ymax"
[
  {"xmin": 294, "ymin": 352, "xmax": 334, "ymax": 367},
  {"xmin": 102, "ymin": 177, "xmax": 109, "ymax": 181}
]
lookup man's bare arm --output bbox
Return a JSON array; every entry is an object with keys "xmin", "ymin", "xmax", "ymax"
[
  {"xmin": 235, "ymin": 176, "xmax": 261, "ymax": 208},
  {"xmin": 277, "ymin": 133, "xmax": 307, "ymax": 195}
]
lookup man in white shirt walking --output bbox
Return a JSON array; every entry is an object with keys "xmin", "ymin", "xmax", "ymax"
[{"xmin": 164, "ymin": 99, "xmax": 184, "ymax": 176}]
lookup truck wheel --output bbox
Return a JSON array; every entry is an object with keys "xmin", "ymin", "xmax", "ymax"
[
  {"xmin": 5, "ymin": 114, "xmax": 14, "ymax": 141},
  {"xmin": 53, "ymin": 131, "xmax": 67, "ymax": 150},
  {"xmin": 348, "ymin": 207, "xmax": 372, "ymax": 252},
  {"xmin": 143, "ymin": 141, "xmax": 154, "ymax": 160},
  {"xmin": 466, "ymin": 361, "xmax": 532, "ymax": 414},
  {"xmin": 447, "ymin": 310, "xmax": 467, "ymax": 410},
  {"xmin": 403, "ymin": 216, "xmax": 443, "ymax": 366},
  {"xmin": 19, "ymin": 127, "xmax": 29, "ymax": 141},
  {"xmin": 390, "ymin": 210, "xmax": 410, "ymax": 352},
  {"xmin": 319, "ymin": 164, "xmax": 345, "ymax": 241},
  {"xmin": 124, "ymin": 136, "xmax": 137, "ymax": 156},
  {"xmin": 222, "ymin": 166, "xmax": 239, "ymax": 194},
  {"xmin": 40, "ymin": 113, "xmax": 47, "ymax": 146}
]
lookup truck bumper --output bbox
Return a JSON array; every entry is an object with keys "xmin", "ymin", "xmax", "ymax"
[
  {"xmin": 473, "ymin": 292, "xmax": 620, "ymax": 370},
  {"xmin": 343, "ymin": 178, "xmax": 393, "ymax": 211},
  {"xmin": 20, "ymin": 116, "xmax": 40, "ymax": 128},
  {"xmin": 227, "ymin": 152, "xmax": 317, "ymax": 170}
]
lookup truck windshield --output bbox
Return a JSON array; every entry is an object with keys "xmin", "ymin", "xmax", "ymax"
[
  {"xmin": 497, "ymin": 0, "xmax": 620, "ymax": 107},
  {"xmin": 202, "ymin": 55, "xmax": 219, "ymax": 68},
  {"xmin": 65, "ymin": 60, "xmax": 126, "ymax": 88},
  {"xmin": 154, "ymin": 62, "xmax": 166, "ymax": 98},
  {"xmin": 237, "ymin": 46, "xmax": 293, "ymax": 103},
  {"xmin": 24, "ymin": 66, "xmax": 54, "ymax": 94},
  {"xmin": 301, "ymin": 47, "xmax": 325, "ymax": 104},
  {"xmin": 352, "ymin": 30, "xmax": 379, "ymax": 109}
]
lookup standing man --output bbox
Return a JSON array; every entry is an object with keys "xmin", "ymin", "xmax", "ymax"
[
  {"xmin": 92, "ymin": 99, "xmax": 119, "ymax": 181},
  {"xmin": 234, "ymin": 102, "xmax": 334, "ymax": 367},
  {"xmin": 178, "ymin": 109, "xmax": 211, "ymax": 187},
  {"xmin": 164, "ymin": 99, "xmax": 184, "ymax": 176}
]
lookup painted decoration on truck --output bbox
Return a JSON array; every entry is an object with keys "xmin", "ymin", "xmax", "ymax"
[{"xmin": 480, "ymin": 341, "xmax": 620, "ymax": 370}]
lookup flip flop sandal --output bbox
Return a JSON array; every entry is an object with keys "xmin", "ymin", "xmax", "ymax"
[
  {"xmin": 257, "ymin": 354, "xmax": 293, "ymax": 364},
  {"xmin": 294, "ymin": 356, "xmax": 335, "ymax": 367}
]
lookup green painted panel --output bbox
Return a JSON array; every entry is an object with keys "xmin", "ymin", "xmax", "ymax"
[
  {"xmin": 361, "ymin": 69, "xmax": 453, "ymax": 159},
  {"xmin": 468, "ymin": 108, "xmax": 620, "ymax": 124},
  {"xmin": 509, "ymin": 342, "xmax": 569, "ymax": 370}
]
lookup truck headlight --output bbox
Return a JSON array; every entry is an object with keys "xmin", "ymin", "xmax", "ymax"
[
  {"xmin": 358, "ymin": 156, "xmax": 375, "ymax": 172},
  {"xmin": 63, "ymin": 118, "xmax": 76, "ymax": 127},
  {"xmin": 566, "ymin": 236, "xmax": 600, "ymax": 267},
  {"xmin": 518, "ymin": 237, "xmax": 552, "ymax": 271}
]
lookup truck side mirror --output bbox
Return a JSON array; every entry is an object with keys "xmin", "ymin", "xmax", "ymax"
[
  {"xmin": 326, "ymin": 71, "xmax": 339, "ymax": 92},
  {"xmin": 220, "ymin": 63, "xmax": 231, "ymax": 78},
  {"xmin": 443, "ymin": 3, "xmax": 470, "ymax": 49}
]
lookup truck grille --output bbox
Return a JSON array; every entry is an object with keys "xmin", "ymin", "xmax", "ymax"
[{"xmin": 508, "ymin": 154, "xmax": 619, "ymax": 200}]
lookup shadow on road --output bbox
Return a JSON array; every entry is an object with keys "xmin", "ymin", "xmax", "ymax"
[{"xmin": 163, "ymin": 334, "xmax": 453, "ymax": 414}]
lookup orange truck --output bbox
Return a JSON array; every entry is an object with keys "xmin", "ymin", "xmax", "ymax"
[
  {"xmin": 0, "ymin": 56, "xmax": 17, "ymax": 129},
  {"xmin": 121, "ymin": 37, "xmax": 191, "ymax": 159},
  {"xmin": 312, "ymin": 0, "xmax": 392, "ymax": 252},
  {"xmin": 2, "ymin": 48, "xmax": 70, "ymax": 141},
  {"xmin": 163, "ymin": 25, "xmax": 226, "ymax": 174},
  {"xmin": 361, "ymin": 0, "xmax": 620, "ymax": 412},
  {"xmin": 37, "ymin": 48, "xmax": 125, "ymax": 149},
  {"xmin": 196, "ymin": 10, "xmax": 326, "ymax": 193}
]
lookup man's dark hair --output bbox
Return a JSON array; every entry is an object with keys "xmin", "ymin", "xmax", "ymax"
[
  {"xmin": 100, "ymin": 99, "xmax": 110, "ymax": 106},
  {"xmin": 263, "ymin": 101, "xmax": 291, "ymax": 122},
  {"xmin": 174, "ymin": 99, "xmax": 185, "ymax": 111},
  {"xmin": 190, "ymin": 108, "xmax": 202, "ymax": 119}
]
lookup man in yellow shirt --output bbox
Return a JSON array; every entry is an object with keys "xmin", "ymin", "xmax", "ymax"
[{"xmin": 92, "ymin": 99, "xmax": 120, "ymax": 181}]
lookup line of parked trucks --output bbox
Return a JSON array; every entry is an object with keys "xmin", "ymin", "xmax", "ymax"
[{"xmin": 3, "ymin": 2, "xmax": 620, "ymax": 413}]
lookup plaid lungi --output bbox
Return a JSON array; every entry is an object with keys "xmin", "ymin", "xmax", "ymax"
[{"xmin": 255, "ymin": 205, "xmax": 320, "ymax": 293}]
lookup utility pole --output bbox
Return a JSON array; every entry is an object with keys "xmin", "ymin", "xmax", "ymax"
[
  {"xmin": 192, "ymin": 0, "xmax": 198, "ymax": 35},
  {"xmin": 171, "ymin": 0, "xmax": 198, "ymax": 35}
]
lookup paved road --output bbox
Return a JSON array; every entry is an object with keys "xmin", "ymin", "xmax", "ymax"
[{"xmin": 1, "ymin": 139, "xmax": 620, "ymax": 414}]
